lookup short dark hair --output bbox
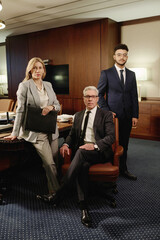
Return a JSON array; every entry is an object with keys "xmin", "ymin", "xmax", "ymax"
[{"xmin": 114, "ymin": 44, "xmax": 129, "ymax": 53}]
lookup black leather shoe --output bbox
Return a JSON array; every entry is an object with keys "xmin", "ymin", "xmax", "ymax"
[
  {"xmin": 81, "ymin": 209, "xmax": 92, "ymax": 228},
  {"xmin": 121, "ymin": 170, "xmax": 137, "ymax": 180},
  {"xmin": 37, "ymin": 193, "xmax": 58, "ymax": 205}
]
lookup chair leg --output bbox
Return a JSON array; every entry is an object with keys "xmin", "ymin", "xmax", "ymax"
[
  {"xmin": 0, "ymin": 174, "xmax": 8, "ymax": 193},
  {"xmin": 112, "ymin": 185, "xmax": 118, "ymax": 194},
  {"xmin": 0, "ymin": 193, "xmax": 4, "ymax": 205},
  {"xmin": 102, "ymin": 191, "xmax": 117, "ymax": 208},
  {"xmin": 0, "ymin": 172, "xmax": 9, "ymax": 205},
  {"xmin": 90, "ymin": 182, "xmax": 118, "ymax": 208}
]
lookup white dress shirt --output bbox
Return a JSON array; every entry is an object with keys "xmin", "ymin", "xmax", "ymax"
[
  {"xmin": 81, "ymin": 106, "xmax": 97, "ymax": 143},
  {"xmin": 115, "ymin": 64, "xmax": 126, "ymax": 84},
  {"xmin": 34, "ymin": 82, "xmax": 49, "ymax": 108}
]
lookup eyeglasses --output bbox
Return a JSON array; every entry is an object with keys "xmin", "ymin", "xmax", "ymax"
[
  {"xmin": 115, "ymin": 53, "xmax": 128, "ymax": 57},
  {"xmin": 84, "ymin": 95, "xmax": 98, "ymax": 99}
]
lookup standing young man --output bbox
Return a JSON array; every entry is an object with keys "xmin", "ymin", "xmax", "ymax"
[{"xmin": 97, "ymin": 44, "xmax": 139, "ymax": 180}]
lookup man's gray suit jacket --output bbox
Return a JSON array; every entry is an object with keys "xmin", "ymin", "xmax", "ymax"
[{"xmin": 65, "ymin": 107, "xmax": 115, "ymax": 161}]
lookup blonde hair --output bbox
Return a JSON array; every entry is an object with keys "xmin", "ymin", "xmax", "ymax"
[{"xmin": 23, "ymin": 57, "xmax": 46, "ymax": 82}]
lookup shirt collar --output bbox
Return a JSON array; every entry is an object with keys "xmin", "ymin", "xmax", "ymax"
[
  {"xmin": 85, "ymin": 105, "xmax": 97, "ymax": 114},
  {"xmin": 114, "ymin": 64, "xmax": 125, "ymax": 72}
]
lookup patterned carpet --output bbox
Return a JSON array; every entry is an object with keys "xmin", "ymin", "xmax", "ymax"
[{"xmin": 0, "ymin": 138, "xmax": 160, "ymax": 240}]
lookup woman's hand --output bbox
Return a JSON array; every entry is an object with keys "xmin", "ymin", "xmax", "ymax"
[
  {"xmin": 4, "ymin": 135, "xmax": 17, "ymax": 141},
  {"xmin": 42, "ymin": 105, "xmax": 54, "ymax": 116}
]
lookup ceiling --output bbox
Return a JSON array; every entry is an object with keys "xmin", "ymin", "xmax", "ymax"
[{"xmin": 0, "ymin": 0, "xmax": 160, "ymax": 43}]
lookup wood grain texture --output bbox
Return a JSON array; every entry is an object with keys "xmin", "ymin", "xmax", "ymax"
[
  {"xmin": 131, "ymin": 101, "xmax": 160, "ymax": 140},
  {"xmin": 6, "ymin": 18, "xmax": 120, "ymax": 113}
]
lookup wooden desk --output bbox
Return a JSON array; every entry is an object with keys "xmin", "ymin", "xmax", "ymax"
[
  {"xmin": 0, "ymin": 122, "xmax": 72, "ymax": 139},
  {"xmin": 0, "ymin": 122, "xmax": 72, "ymax": 204},
  {"xmin": 58, "ymin": 122, "xmax": 72, "ymax": 138},
  {"xmin": 58, "ymin": 122, "xmax": 72, "ymax": 132},
  {"xmin": 0, "ymin": 121, "xmax": 72, "ymax": 170},
  {"xmin": 0, "ymin": 132, "xmax": 12, "ymax": 138}
]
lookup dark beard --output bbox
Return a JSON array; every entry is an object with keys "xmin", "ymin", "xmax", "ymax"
[{"xmin": 115, "ymin": 60, "xmax": 127, "ymax": 67}]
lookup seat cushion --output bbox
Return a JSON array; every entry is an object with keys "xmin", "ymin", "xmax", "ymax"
[
  {"xmin": 89, "ymin": 162, "xmax": 119, "ymax": 176},
  {"xmin": 62, "ymin": 162, "xmax": 119, "ymax": 182}
]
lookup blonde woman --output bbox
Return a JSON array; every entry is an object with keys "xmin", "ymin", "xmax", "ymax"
[{"xmin": 5, "ymin": 57, "xmax": 60, "ymax": 196}]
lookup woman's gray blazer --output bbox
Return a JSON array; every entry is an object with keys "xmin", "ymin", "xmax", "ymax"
[{"xmin": 12, "ymin": 79, "xmax": 60, "ymax": 143}]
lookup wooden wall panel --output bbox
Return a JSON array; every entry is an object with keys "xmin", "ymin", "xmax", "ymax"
[
  {"xmin": 6, "ymin": 35, "xmax": 29, "ymax": 99},
  {"xmin": 6, "ymin": 18, "xmax": 120, "ymax": 113},
  {"xmin": 28, "ymin": 21, "xmax": 101, "ymax": 103},
  {"xmin": 57, "ymin": 97, "xmax": 85, "ymax": 114},
  {"xmin": 100, "ymin": 19, "xmax": 120, "ymax": 70},
  {"xmin": 68, "ymin": 21, "xmax": 101, "ymax": 99},
  {"xmin": 28, "ymin": 27, "xmax": 70, "ymax": 64},
  {"xmin": 28, "ymin": 30, "xmax": 52, "ymax": 60},
  {"xmin": 73, "ymin": 98, "xmax": 85, "ymax": 113},
  {"xmin": 61, "ymin": 98, "xmax": 73, "ymax": 114}
]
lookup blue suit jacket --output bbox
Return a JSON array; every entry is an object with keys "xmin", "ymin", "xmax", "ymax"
[{"xmin": 97, "ymin": 66, "xmax": 139, "ymax": 119}]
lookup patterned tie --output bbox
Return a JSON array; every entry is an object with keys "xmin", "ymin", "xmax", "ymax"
[
  {"xmin": 120, "ymin": 69, "xmax": 124, "ymax": 88},
  {"xmin": 79, "ymin": 111, "xmax": 91, "ymax": 145}
]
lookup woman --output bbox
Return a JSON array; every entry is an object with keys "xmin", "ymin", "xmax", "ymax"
[{"xmin": 5, "ymin": 57, "xmax": 60, "ymax": 196}]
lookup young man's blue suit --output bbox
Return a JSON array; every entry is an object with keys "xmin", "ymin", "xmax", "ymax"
[{"xmin": 98, "ymin": 65, "xmax": 139, "ymax": 172}]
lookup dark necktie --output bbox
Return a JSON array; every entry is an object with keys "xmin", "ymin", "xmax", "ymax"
[
  {"xmin": 120, "ymin": 69, "xmax": 124, "ymax": 88},
  {"xmin": 80, "ymin": 111, "xmax": 91, "ymax": 145}
]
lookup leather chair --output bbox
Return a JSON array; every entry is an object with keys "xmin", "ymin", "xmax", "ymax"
[
  {"xmin": 61, "ymin": 117, "xmax": 123, "ymax": 207},
  {"xmin": 0, "ymin": 99, "xmax": 14, "ymax": 112}
]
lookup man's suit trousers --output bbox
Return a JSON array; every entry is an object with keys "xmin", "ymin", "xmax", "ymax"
[
  {"xmin": 60, "ymin": 148, "xmax": 113, "ymax": 202},
  {"xmin": 119, "ymin": 117, "xmax": 132, "ymax": 172}
]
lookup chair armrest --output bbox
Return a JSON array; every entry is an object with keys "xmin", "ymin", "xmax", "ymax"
[
  {"xmin": 113, "ymin": 145, "xmax": 124, "ymax": 166},
  {"xmin": 63, "ymin": 145, "xmax": 123, "ymax": 166}
]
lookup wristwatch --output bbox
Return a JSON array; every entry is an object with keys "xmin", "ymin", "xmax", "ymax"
[{"xmin": 94, "ymin": 144, "xmax": 99, "ymax": 151}]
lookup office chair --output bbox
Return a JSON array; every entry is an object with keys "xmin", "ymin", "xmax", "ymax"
[
  {"xmin": 0, "ymin": 99, "xmax": 14, "ymax": 112},
  {"xmin": 61, "ymin": 117, "xmax": 123, "ymax": 207}
]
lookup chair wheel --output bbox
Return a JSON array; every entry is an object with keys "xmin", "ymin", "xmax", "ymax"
[
  {"xmin": 112, "ymin": 188, "xmax": 118, "ymax": 194},
  {"xmin": 110, "ymin": 200, "xmax": 117, "ymax": 208},
  {"xmin": 0, "ymin": 194, "xmax": 3, "ymax": 205}
]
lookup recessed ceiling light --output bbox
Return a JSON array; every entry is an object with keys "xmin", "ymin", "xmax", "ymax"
[
  {"xmin": 0, "ymin": 20, "xmax": 5, "ymax": 29},
  {"xmin": 0, "ymin": 1, "xmax": 2, "ymax": 11}
]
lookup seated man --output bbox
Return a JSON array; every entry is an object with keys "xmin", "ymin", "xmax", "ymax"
[{"xmin": 37, "ymin": 86, "xmax": 115, "ymax": 228}]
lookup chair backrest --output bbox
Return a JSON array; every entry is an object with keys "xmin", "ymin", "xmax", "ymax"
[
  {"xmin": 112, "ymin": 118, "xmax": 119, "ymax": 161},
  {"xmin": 88, "ymin": 117, "xmax": 123, "ymax": 182},
  {"xmin": 12, "ymin": 100, "xmax": 18, "ymax": 113},
  {"xmin": 0, "ymin": 99, "xmax": 15, "ymax": 112}
]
